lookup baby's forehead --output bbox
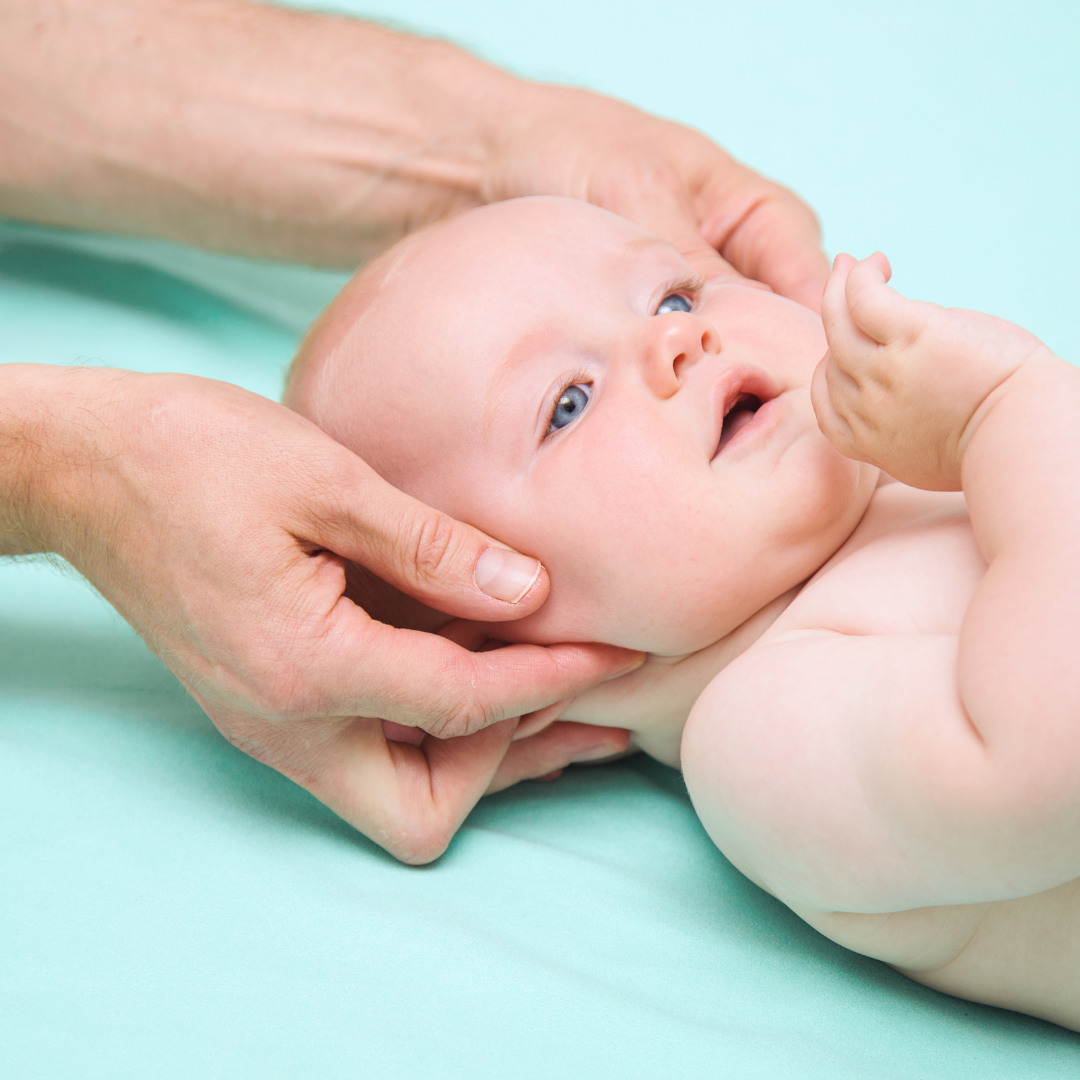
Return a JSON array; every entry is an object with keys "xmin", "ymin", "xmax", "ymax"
[
  {"xmin": 366, "ymin": 199, "xmax": 672, "ymax": 360},
  {"xmin": 386, "ymin": 197, "xmax": 650, "ymax": 296},
  {"xmin": 289, "ymin": 197, "xmax": 674, "ymax": 477}
]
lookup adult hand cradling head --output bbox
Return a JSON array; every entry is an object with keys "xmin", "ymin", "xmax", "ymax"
[{"xmin": 0, "ymin": 0, "xmax": 829, "ymax": 862}]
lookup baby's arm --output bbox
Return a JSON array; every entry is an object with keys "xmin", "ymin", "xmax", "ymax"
[{"xmin": 683, "ymin": 255, "xmax": 1080, "ymax": 915}]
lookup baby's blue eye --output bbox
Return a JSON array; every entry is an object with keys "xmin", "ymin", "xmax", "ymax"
[
  {"xmin": 656, "ymin": 293, "xmax": 692, "ymax": 315},
  {"xmin": 548, "ymin": 383, "xmax": 591, "ymax": 434}
]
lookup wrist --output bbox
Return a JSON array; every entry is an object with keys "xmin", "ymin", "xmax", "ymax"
[
  {"xmin": 958, "ymin": 347, "xmax": 1062, "ymax": 470},
  {"xmin": 0, "ymin": 364, "xmax": 133, "ymax": 560},
  {"xmin": 958, "ymin": 351, "xmax": 1075, "ymax": 554}
]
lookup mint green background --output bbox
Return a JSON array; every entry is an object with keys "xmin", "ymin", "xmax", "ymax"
[{"xmin": 2, "ymin": 2, "xmax": 1078, "ymax": 1077}]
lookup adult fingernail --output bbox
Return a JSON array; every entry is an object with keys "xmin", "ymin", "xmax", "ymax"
[
  {"xmin": 474, "ymin": 547, "xmax": 542, "ymax": 603},
  {"xmin": 606, "ymin": 651, "xmax": 647, "ymax": 679}
]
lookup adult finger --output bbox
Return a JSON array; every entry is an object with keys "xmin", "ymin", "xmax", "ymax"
[
  {"xmin": 274, "ymin": 715, "xmax": 628, "ymax": 863},
  {"xmin": 300, "ymin": 603, "xmax": 643, "ymax": 737},
  {"xmin": 297, "ymin": 438, "xmax": 553, "ymax": 624},
  {"xmin": 700, "ymin": 170, "xmax": 830, "ymax": 311},
  {"xmin": 600, "ymin": 173, "xmax": 736, "ymax": 281},
  {"xmin": 296, "ymin": 715, "xmax": 520, "ymax": 864},
  {"xmin": 486, "ymin": 722, "xmax": 632, "ymax": 794}
]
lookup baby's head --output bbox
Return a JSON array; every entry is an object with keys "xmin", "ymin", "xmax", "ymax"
[{"xmin": 286, "ymin": 197, "xmax": 875, "ymax": 656}]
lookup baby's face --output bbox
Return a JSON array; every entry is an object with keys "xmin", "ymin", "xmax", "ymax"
[{"xmin": 294, "ymin": 198, "xmax": 876, "ymax": 654}]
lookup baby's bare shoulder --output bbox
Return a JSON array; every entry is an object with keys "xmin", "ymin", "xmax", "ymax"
[
  {"xmin": 769, "ymin": 482, "xmax": 985, "ymax": 640},
  {"xmin": 681, "ymin": 483, "xmax": 997, "ymax": 913}
]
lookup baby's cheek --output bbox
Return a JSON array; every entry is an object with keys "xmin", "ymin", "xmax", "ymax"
[
  {"xmin": 521, "ymin": 445, "xmax": 717, "ymax": 649},
  {"xmin": 536, "ymin": 532, "xmax": 723, "ymax": 653}
]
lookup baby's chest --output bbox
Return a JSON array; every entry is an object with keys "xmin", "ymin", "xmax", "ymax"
[{"xmin": 779, "ymin": 487, "xmax": 987, "ymax": 639}]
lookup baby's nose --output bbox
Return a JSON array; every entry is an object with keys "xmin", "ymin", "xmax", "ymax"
[{"xmin": 644, "ymin": 315, "xmax": 721, "ymax": 397}]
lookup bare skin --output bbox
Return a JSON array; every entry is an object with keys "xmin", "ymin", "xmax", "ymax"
[
  {"xmin": 0, "ymin": 0, "xmax": 831, "ymax": 861},
  {"xmin": 0, "ymin": 0, "xmax": 828, "ymax": 294},
  {"xmin": 687, "ymin": 257, "xmax": 1080, "ymax": 1030},
  {"xmin": 290, "ymin": 199, "xmax": 1080, "ymax": 1026}
]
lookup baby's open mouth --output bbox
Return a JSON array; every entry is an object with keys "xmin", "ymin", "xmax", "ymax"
[
  {"xmin": 715, "ymin": 394, "xmax": 763, "ymax": 455},
  {"xmin": 709, "ymin": 367, "xmax": 779, "ymax": 461}
]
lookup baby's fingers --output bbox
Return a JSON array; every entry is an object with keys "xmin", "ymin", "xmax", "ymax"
[
  {"xmin": 842, "ymin": 253, "xmax": 920, "ymax": 348},
  {"xmin": 486, "ymin": 722, "xmax": 631, "ymax": 794},
  {"xmin": 811, "ymin": 350, "xmax": 859, "ymax": 459},
  {"xmin": 821, "ymin": 253, "xmax": 860, "ymax": 350},
  {"xmin": 822, "ymin": 253, "xmax": 890, "ymax": 338}
]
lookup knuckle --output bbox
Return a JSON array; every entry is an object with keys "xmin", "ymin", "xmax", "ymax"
[
  {"xmin": 422, "ymin": 691, "xmax": 496, "ymax": 739},
  {"xmin": 393, "ymin": 821, "xmax": 454, "ymax": 866},
  {"xmin": 591, "ymin": 154, "xmax": 685, "ymax": 212},
  {"xmin": 846, "ymin": 289, "xmax": 877, "ymax": 324},
  {"xmin": 544, "ymin": 645, "xmax": 585, "ymax": 699},
  {"xmin": 374, "ymin": 798, "xmax": 457, "ymax": 865},
  {"xmin": 403, "ymin": 509, "xmax": 464, "ymax": 589},
  {"xmin": 821, "ymin": 308, "xmax": 848, "ymax": 344},
  {"xmin": 416, "ymin": 653, "xmax": 498, "ymax": 737}
]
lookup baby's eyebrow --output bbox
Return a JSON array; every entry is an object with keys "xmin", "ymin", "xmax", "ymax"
[
  {"xmin": 484, "ymin": 322, "xmax": 565, "ymax": 438},
  {"xmin": 620, "ymin": 235, "xmax": 705, "ymax": 292},
  {"xmin": 490, "ymin": 322, "xmax": 564, "ymax": 385},
  {"xmin": 622, "ymin": 234, "xmax": 681, "ymax": 258}
]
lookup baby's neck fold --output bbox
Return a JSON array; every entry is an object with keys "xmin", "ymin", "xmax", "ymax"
[{"xmin": 557, "ymin": 585, "xmax": 802, "ymax": 769}]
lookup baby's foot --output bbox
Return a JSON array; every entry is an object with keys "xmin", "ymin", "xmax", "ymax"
[{"xmin": 811, "ymin": 252, "xmax": 1051, "ymax": 490}]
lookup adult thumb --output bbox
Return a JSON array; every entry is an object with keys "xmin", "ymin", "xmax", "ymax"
[{"xmin": 308, "ymin": 453, "xmax": 552, "ymax": 623}]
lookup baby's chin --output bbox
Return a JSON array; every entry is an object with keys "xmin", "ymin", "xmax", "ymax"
[{"xmin": 491, "ymin": 593, "xmax": 742, "ymax": 658}]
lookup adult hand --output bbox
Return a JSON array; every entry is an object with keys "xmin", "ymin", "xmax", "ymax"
[
  {"xmin": 1, "ymin": 0, "xmax": 828, "ymax": 306},
  {"xmin": 0, "ymin": 0, "xmax": 824, "ymax": 860},
  {"xmin": 484, "ymin": 84, "xmax": 829, "ymax": 308},
  {"xmin": 0, "ymin": 364, "xmax": 638, "ymax": 862}
]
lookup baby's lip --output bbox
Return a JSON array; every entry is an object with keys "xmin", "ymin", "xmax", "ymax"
[{"xmin": 709, "ymin": 365, "xmax": 780, "ymax": 461}]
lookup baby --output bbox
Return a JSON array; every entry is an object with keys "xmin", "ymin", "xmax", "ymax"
[{"xmin": 285, "ymin": 196, "xmax": 1080, "ymax": 1030}]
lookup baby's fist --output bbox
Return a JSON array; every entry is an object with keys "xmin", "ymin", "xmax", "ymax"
[{"xmin": 811, "ymin": 253, "xmax": 1041, "ymax": 490}]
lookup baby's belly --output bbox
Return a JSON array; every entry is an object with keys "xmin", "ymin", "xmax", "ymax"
[{"xmin": 802, "ymin": 880, "xmax": 1080, "ymax": 1030}]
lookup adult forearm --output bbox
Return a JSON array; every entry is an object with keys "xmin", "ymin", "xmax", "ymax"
[
  {"xmin": 0, "ymin": 363, "xmax": 124, "ymax": 560},
  {"xmin": 0, "ymin": 0, "xmax": 521, "ymax": 266},
  {"xmin": 1, "ymin": 366, "xmax": 73, "ymax": 556}
]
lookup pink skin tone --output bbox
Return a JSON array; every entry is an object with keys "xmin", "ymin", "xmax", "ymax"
[
  {"xmin": 289, "ymin": 198, "xmax": 1080, "ymax": 1030},
  {"xmin": 291, "ymin": 197, "xmax": 874, "ymax": 659}
]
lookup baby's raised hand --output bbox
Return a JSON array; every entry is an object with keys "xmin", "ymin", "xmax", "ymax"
[{"xmin": 811, "ymin": 253, "xmax": 1047, "ymax": 489}]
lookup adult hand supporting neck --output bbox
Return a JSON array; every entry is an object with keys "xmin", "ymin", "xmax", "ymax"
[
  {"xmin": 0, "ymin": 363, "xmax": 640, "ymax": 863},
  {"xmin": 0, "ymin": 0, "xmax": 828, "ymax": 861}
]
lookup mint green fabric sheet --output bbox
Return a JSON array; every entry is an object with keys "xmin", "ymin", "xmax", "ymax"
[{"xmin": 2, "ymin": 2, "xmax": 1078, "ymax": 1076}]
